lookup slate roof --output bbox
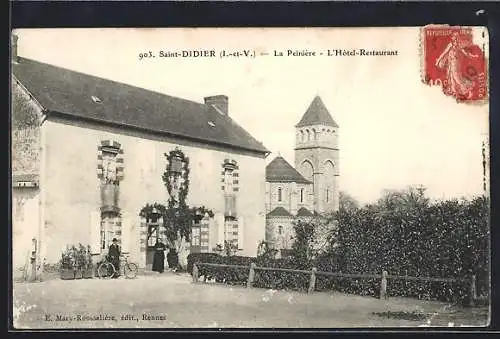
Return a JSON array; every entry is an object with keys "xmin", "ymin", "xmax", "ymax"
[
  {"xmin": 296, "ymin": 96, "xmax": 339, "ymax": 128},
  {"xmin": 12, "ymin": 57, "xmax": 269, "ymax": 155},
  {"xmin": 267, "ymin": 206, "xmax": 293, "ymax": 218},
  {"xmin": 296, "ymin": 207, "xmax": 314, "ymax": 217},
  {"xmin": 266, "ymin": 156, "xmax": 311, "ymax": 184}
]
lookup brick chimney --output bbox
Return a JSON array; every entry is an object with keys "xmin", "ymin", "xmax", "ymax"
[
  {"xmin": 11, "ymin": 34, "xmax": 18, "ymax": 63},
  {"xmin": 204, "ymin": 95, "xmax": 228, "ymax": 116}
]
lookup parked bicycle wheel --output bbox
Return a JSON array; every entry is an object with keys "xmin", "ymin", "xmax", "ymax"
[
  {"xmin": 97, "ymin": 262, "xmax": 116, "ymax": 279},
  {"xmin": 124, "ymin": 262, "xmax": 138, "ymax": 279}
]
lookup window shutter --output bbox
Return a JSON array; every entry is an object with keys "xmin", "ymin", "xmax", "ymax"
[
  {"xmin": 121, "ymin": 213, "xmax": 131, "ymax": 254},
  {"xmin": 90, "ymin": 211, "xmax": 101, "ymax": 254},
  {"xmin": 216, "ymin": 212, "xmax": 225, "ymax": 245},
  {"xmin": 238, "ymin": 216, "xmax": 244, "ymax": 250}
]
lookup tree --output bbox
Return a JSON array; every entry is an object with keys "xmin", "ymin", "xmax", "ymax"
[
  {"xmin": 339, "ymin": 191, "xmax": 360, "ymax": 212},
  {"xmin": 140, "ymin": 149, "xmax": 214, "ymax": 269},
  {"xmin": 291, "ymin": 219, "xmax": 316, "ymax": 264},
  {"xmin": 257, "ymin": 240, "xmax": 278, "ymax": 261},
  {"xmin": 377, "ymin": 185, "xmax": 430, "ymax": 211}
]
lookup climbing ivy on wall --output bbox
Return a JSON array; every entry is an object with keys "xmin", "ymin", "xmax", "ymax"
[
  {"xmin": 140, "ymin": 149, "xmax": 214, "ymax": 262},
  {"xmin": 162, "ymin": 149, "xmax": 190, "ymax": 210}
]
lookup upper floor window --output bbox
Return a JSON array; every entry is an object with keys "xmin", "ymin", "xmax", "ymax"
[
  {"xmin": 278, "ymin": 226, "xmax": 283, "ymax": 235},
  {"xmin": 326, "ymin": 188, "xmax": 329, "ymax": 203},
  {"xmin": 222, "ymin": 159, "xmax": 239, "ymax": 216},
  {"xmin": 102, "ymin": 151, "xmax": 117, "ymax": 184},
  {"xmin": 98, "ymin": 140, "xmax": 124, "ymax": 186},
  {"xmin": 278, "ymin": 188, "xmax": 283, "ymax": 202},
  {"xmin": 300, "ymin": 188, "xmax": 304, "ymax": 203},
  {"xmin": 222, "ymin": 159, "xmax": 238, "ymax": 194},
  {"xmin": 224, "ymin": 168, "xmax": 234, "ymax": 191}
]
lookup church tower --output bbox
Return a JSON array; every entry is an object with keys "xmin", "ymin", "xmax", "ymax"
[{"xmin": 295, "ymin": 96, "xmax": 339, "ymax": 213}]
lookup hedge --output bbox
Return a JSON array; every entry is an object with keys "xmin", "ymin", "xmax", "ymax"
[{"xmin": 189, "ymin": 252, "xmax": 476, "ymax": 304}]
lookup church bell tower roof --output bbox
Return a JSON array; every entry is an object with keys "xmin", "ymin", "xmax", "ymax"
[
  {"xmin": 296, "ymin": 96, "xmax": 339, "ymax": 128},
  {"xmin": 266, "ymin": 156, "xmax": 311, "ymax": 184}
]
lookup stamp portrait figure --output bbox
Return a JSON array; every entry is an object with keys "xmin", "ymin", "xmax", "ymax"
[{"xmin": 435, "ymin": 32, "xmax": 480, "ymax": 98}]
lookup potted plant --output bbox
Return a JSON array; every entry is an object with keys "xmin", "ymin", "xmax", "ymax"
[
  {"xmin": 73, "ymin": 245, "xmax": 83, "ymax": 279},
  {"xmin": 82, "ymin": 245, "xmax": 94, "ymax": 278},
  {"xmin": 60, "ymin": 246, "xmax": 76, "ymax": 280}
]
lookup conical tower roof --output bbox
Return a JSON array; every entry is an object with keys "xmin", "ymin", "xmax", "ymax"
[{"xmin": 296, "ymin": 96, "xmax": 339, "ymax": 128}]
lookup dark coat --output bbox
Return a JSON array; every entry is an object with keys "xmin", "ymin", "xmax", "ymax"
[
  {"xmin": 167, "ymin": 249, "xmax": 179, "ymax": 270},
  {"xmin": 108, "ymin": 243, "xmax": 121, "ymax": 258},
  {"xmin": 152, "ymin": 242, "xmax": 166, "ymax": 273},
  {"xmin": 108, "ymin": 243, "xmax": 121, "ymax": 277}
]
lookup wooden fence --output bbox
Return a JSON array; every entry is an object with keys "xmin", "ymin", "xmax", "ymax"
[{"xmin": 192, "ymin": 262, "xmax": 477, "ymax": 306}]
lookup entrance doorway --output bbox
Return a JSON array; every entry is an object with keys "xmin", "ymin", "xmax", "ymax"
[{"xmin": 146, "ymin": 223, "xmax": 160, "ymax": 269}]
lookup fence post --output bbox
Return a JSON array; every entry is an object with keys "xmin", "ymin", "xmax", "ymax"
[
  {"xmin": 469, "ymin": 275, "xmax": 477, "ymax": 307},
  {"xmin": 192, "ymin": 263, "xmax": 199, "ymax": 283},
  {"xmin": 380, "ymin": 270, "xmax": 388, "ymax": 300},
  {"xmin": 308, "ymin": 267, "xmax": 317, "ymax": 293},
  {"xmin": 247, "ymin": 263, "xmax": 256, "ymax": 288}
]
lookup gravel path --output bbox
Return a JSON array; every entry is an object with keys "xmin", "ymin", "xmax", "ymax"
[{"xmin": 12, "ymin": 273, "xmax": 489, "ymax": 329}]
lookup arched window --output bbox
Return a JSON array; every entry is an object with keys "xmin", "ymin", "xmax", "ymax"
[
  {"xmin": 326, "ymin": 188, "xmax": 329, "ymax": 202},
  {"xmin": 300, "ymin": 188, "xmax": 304, "ymax": 203},
  {"xmin": 312, "ymin": 128, "xmax": 317, "ymax": 140},
  {"xmin": 278, "ymin": 226, "xmax": 283, "ymax": 235},
  {"xmin": 300, "ymin": 130, "xmax": 304, "ymax": 142},
  {"xmin": 306, "ymin": 129, "xmax": 310, "ymax": 141},
  {"xmin": 277, "ymin": 188, "xmax": 282, "ymax": 202}
]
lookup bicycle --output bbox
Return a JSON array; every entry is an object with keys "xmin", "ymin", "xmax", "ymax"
[{"xmin": 97, "ymin": 255, "xmax": 138, "ymax": 279}]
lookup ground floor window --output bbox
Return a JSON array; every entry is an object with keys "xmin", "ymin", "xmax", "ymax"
[
  {"xmin": 224, "ymin": 216, "xmax": 239, "ymax": 248},
  {"xmin": 191, "ymin": 225, "xmax": 201, "ymax": 246},
  {"xmin": 101, "ymin": 215, "xmax": 118, "ymax": 251},
  {"xmin": 147, "ymin": 224, "xmax": 160, "ymax": 247}
]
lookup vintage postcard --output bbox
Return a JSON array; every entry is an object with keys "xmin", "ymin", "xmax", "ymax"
[{"xmin": 11, "ymin": 27, "xmax": 490, "ymax": 329}]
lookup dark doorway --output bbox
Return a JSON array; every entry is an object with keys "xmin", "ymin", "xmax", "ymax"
[{"xmin": 146, "ymin": 223, "xmax": 160, "ymax": 269}]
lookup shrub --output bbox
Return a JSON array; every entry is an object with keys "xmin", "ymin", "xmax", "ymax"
[
  {"xmin": 187, "ymin": 252, "xmax": 221, "ymax": 274},
  {"xmin": 333, "ymin": 191, "xmax": 489, "ymax": 303}
]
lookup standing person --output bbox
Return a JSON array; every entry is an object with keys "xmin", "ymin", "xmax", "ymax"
[
  {"xmin": 152, "ymin": 240, "xmax": 166, "ymax": 273},
  {"xmin": 108, "ymin": 238, "xmax": 121, "ymax": 278},
  {"xmin": 167, "ymin": 248, "xmax": 179, "ymax": 272}
]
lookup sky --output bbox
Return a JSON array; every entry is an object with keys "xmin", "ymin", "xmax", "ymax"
[{"xmin": 13, "ymin": 28, "xmax": 489, "ymax": 204}]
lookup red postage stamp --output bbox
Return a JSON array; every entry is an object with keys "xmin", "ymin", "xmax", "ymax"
[{"xmin": 421, "ymin": 25, "xmax": 488, "ymax": 103}]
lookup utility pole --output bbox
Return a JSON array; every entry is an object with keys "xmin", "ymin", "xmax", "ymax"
[{"xmin": 482, "ymin": 133, "xmax": 489, "ymax": 197}]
